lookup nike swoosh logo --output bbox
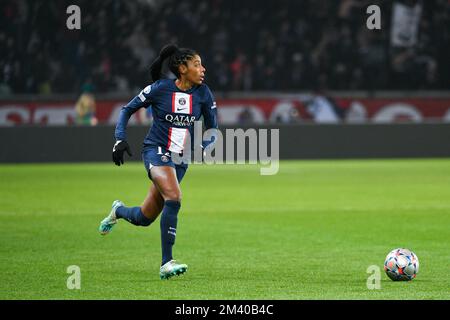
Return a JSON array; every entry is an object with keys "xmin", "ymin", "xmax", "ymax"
[{"xmin": 176, "ymin": 107, "xmax": 188, "ymax": 112}]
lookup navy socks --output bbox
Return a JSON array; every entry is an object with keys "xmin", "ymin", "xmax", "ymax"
[
  {"xmin": 160, "ymin": 200, "xmax": 181, "ymax": 265},
  {"xmin": 115, "ymin": 206, "xmax": 154, "ymax": 226},
  {"xmin": 115, "ymin": 200, "xmax": 181, "ymax": 266}
]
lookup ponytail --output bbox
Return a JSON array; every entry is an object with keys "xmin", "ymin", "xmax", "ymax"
[
  {"xmin": 149, "ymin": 44, "xmax": 199, "ymax": 82},
  {"xmin": 149, "ymin": 44, "xmax": 179, "ymax": 82}
]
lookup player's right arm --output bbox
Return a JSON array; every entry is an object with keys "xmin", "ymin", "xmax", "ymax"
[
  {"xmin": 200, "ymin": 85, "xmax": 219, "ymax": 152},
  {"xmin": 112, "ymin": 83, "xmax": 156, "ymax": 166}
]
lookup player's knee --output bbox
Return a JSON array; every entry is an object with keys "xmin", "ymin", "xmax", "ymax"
[{"xmin": 164, "ymin": 190, "xmax": 182, "ymax": 202}]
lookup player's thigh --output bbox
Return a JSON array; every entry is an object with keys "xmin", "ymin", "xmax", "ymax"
[
  {"xmin": 140, "ymin": 183, "xmax": 164, "ymax": 220},
  {"xmin": 149, "ymin": 165, "xmax": 182, "ymax": 202}
]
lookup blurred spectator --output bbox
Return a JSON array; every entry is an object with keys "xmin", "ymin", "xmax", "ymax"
[
  {"xmin": 286, "ymin": 107, "xmax": 303, "ymax": 123},
  {"xmin": 305, "ymin": 95, "xmax": 346, "ymax": 123},
  {"xmin": 74, "ymin": 91, "xmax": 98, "ymax": 126},
  {"xmin": 0, "ymin": 0, "xmax": 449, "ymax": 94},
  {"xmin": 237, "ymin": 107, "xmax": 255, "ymax": 124},
  {"xmin": 272, "ymin": 103, "xmax": 303, "ymax": 123}
]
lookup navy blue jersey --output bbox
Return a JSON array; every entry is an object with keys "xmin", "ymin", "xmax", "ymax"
[{"xmin": 115, "ymin": 79, "xmax": 218, "ymax": 153}]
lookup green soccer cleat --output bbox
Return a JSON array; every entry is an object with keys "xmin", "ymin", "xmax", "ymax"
[
  {"xmin": 99, "ymin": 200, "xmax": 124, "ymax": 235},
  {"xmin": 159, "ymin": 260, "xmax": 188, "ymax": 280}
]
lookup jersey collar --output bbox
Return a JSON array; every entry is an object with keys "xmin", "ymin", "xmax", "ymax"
[{"xmin": 172, "ymin": 79, "xmax": 198, "ymax": 94}]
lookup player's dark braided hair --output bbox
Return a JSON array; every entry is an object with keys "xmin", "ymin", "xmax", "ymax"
[{"xmin": 150, "ymin": 44, "xmax": 198, "ymax": 82}]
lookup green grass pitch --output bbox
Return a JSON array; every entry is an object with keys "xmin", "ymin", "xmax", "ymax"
[{"xmin": 0, "ymin": 159, "xmax": 449, "ymax": 300}]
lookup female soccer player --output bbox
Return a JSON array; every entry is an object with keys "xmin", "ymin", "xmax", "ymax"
[{"xmin": 98, "ymin": 44, "xmax": 218, "ymax": 280}]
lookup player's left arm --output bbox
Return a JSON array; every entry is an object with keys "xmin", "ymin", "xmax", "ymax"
[
  {"xmin": 115, "ymin": 84, "xmax": 154, "ymax": 142},
  {"xmin": 200, "ymin": 85, "xmax": 219, "ymax": 151},
  {"xmin": 113, "ymin": 84, "xmax": 154, "ymax": 166}
]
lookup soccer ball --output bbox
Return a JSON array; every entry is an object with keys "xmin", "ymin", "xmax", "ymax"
[{"xmin": 384, "ymin": 248, "xmax": 419, "ymax": 281}]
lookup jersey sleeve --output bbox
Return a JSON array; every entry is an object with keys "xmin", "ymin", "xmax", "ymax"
[
  {"xmin": 114, "ymin": 83, "xmax": 156, "ymax": 141},
  {"xmin": 200, "ymin": 85, "xmax": 219, "ymax": 150},
  {"xmin": 201, "ymin": 85, "xmax": 218, "ymax": 130}
]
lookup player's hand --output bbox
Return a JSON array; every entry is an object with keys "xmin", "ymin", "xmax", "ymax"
[
  {"xmin": 201, "ymin": 135, "xmax": 216, "ymax": 162},
  {"xmin": 200, "ymin": 145, "xmax": 207, "ymax": 163},
  {"xmin": 112, "ymin": 140, "xmax": 132, "ymax": 166},
  {"xmin": 200, "ymin": 140, "xmax": 213, "ymax": 163}
]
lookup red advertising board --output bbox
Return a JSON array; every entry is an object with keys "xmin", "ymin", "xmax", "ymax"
[{"xmin": 1, "ymin": 96, "xmax": 450, "ymax": 125}]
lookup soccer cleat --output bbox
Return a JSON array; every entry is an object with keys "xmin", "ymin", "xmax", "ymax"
[
  {"xmin": 159, "ymin": 260, "xmax": 188, "ymax": 280},
  {"xmin": 99, "ymin": 200, "xmax": 124, "ymax": 235}
]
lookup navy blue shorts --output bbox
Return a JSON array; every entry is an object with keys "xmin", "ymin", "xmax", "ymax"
[{"xmin": 142, "ymin": 146, "xmax": 188, "ymax": 183}]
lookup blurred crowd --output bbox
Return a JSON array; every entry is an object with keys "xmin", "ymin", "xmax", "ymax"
[{"xmin": 1, "ymin": 0, "xmax": 449, "ymax": 94}]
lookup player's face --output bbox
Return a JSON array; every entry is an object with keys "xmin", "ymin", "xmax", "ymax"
[{"xmin": 183, "ymin": 55, "xmax": 206, "ymax": 85}]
